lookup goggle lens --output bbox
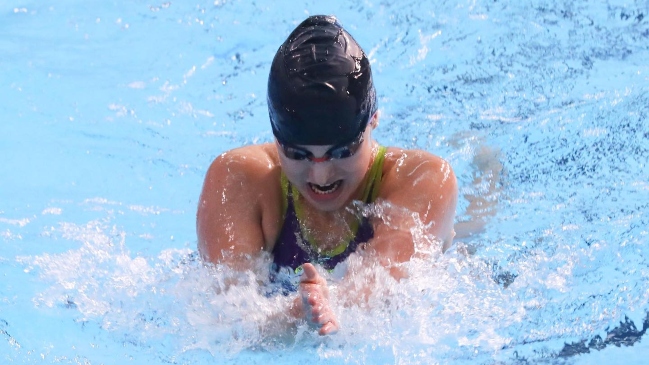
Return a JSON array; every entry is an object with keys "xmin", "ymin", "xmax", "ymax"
[{"xmin": 279, "ymin": 132, "xmax": 364, "ymax": 162}]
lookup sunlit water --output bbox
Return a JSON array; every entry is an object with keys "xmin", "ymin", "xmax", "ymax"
[{"xmin": 1, "ymin": 0, "xmax": 648, "ymax": 364}]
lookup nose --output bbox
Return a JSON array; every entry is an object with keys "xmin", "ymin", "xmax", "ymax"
[{"xmin": 308, "ymin": 160, "xmax": 335, "ymax": 185}]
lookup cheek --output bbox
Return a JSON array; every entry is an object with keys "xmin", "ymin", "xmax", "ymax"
[
  {"xmin": 279, "ymin": 158, "xmax": 309, "ymax": 182},
  {"xmin": 339, "ymin": 160, "xmax": 363, "ymax": 175},
  {"xmin": 339, "ymin": 155, "xmax": 371, "ymax": 180}
]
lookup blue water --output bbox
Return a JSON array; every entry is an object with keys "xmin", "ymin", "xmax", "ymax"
[{"xmin": 1, "ymin": 0, "xmax": 648, "ymax": 364}]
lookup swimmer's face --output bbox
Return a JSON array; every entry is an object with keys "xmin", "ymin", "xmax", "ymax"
[{"xmin": 277, "ymin": 117, "xmax": 377, "ymax": 212}]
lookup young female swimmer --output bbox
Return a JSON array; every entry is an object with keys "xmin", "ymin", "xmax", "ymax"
[{"xmin": 197, "ymin": 15, "xmax": 458, "ymax": 335}]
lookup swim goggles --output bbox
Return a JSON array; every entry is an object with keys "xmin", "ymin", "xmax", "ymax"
[{"xmin": 278, "ymin": 130, "xmax": 365, "ymax": 162}]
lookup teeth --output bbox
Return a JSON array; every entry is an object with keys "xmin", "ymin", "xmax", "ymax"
[{"xmin": 309, "ymin": 180, "xmax": 341, "ymax": 195}]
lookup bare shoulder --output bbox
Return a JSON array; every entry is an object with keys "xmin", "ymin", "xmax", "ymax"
[
  {"xmin": 380, "ymin": 147, "xmax": 456, "ymax": 199},
  {"xmin": 206, "ymin": 143, "xmax": 280, "ymax": 183},
  {"xmin": 376, "ymin": 146, "xmax": 458, "ymax": 246},
  {"xmin": 197, "ymin": 143, "xmax": 283, "ymax": 263},
  {"xmin": 201, "ymin": 143, "xmax": 283, "ymax": 215}
]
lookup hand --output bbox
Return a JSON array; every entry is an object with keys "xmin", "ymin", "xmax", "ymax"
[{"xmin": 298, "ymin": 263, "xmax": 339, "ymax": 335}]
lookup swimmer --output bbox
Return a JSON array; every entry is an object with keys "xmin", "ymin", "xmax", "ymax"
[{"xmin": 197, "ymin": 15, "xmax": 458, "ymax": 336}]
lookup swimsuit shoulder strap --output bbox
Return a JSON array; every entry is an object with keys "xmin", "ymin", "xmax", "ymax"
[
  {"xmin": 360, "ymin": 145, "xmax": 387, "ymax": 203},
  {"xmin": 280, "ymin": 172, "xmax": 290, "ymax": 220}
]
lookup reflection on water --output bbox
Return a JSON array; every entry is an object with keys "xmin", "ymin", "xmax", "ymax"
[{"xmin": 1, "ymin": 0, "xmax": 648, "ymax": 363}]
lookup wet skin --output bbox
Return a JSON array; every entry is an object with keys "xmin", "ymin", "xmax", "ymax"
[{"xmin": 197, "ymin": 114, "xmax": 458, "ymax": 336}]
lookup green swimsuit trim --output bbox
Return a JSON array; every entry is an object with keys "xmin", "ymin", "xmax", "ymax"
[{"xmin": 279, "ymin": 145, "xmax": 387, "ymax": 257}]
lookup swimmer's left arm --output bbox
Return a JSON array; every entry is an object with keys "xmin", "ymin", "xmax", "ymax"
[
  {"xmin": 302, "ymin": 152, "xmax": 457, "ymax": 333},
  {"xmin": 364, "ymin": 150, "xmax": 458, "ymax": 276}
]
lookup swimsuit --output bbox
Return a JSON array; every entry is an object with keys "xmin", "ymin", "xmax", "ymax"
[{"xmin": 269, "ymin": 146, "xmax": 387, "ymax": 293}]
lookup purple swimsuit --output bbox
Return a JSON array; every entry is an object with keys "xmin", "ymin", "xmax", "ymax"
[{"xmin": 269, "ymin": 146, "xmax": 387, "ymax": 293}]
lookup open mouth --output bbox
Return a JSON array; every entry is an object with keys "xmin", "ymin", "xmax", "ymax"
[{"xmin": 308, "ymin": 180, "xmax": 342, "ymax": 195}]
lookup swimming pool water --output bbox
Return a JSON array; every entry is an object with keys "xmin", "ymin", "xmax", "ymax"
[{"xmin": 1, "ymin": 0, "xmax": 648, "ymax": 364}]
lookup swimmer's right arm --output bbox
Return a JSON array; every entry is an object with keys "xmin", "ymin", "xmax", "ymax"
[
  {"xmin": 197, "ymin": 147, "xmax": 337, "ymax": 335},
  {"xmin": 196, "ymin": 148, "xmax": 279, "ymax": 270}
]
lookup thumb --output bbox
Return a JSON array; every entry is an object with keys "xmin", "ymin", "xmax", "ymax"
[{"xmin": 300, "ymin": 263, "xmax": 319, "ymax": 283}]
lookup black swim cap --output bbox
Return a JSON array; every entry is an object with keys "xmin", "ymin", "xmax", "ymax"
[{"xmin": 268, "ymin": 15, "xmax": 377, "ymax": 146}]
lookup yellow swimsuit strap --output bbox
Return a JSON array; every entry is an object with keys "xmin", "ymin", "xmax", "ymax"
[
  {"xmin": 280, "ymin": 145, "xmax": 387, "ymax": 257},
  {"xmin": 361, "ymin": 145, "xmax": 387, "ymax": 203}
]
